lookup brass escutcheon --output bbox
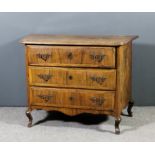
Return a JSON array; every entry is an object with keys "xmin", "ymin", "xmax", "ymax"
[
  {"xmin": 90, "ymin": 53, "xmax": 105, "ymax": 63},
  {"xmin": 90, "ymin": 97, "xmax": 104, "ymax": 106},
  {"xmin": 36, "ymin": 53, "xmax": 51, "ymax": 61},
  {"xmin": 37, "ymin": 94, "xmax": 52, "ymax": 102},
  {"xmin": 90, "ymin": 76, "xmax": 106, "ymax": 85},
  {"xmin": 37, "ymin": 74, "xmax": 52, "ymax": 82}
]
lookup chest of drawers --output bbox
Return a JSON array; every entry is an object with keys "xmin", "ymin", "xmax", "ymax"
[{"xmin": 21, "ymin": 34, "xmax": 138, "ymax": 134}]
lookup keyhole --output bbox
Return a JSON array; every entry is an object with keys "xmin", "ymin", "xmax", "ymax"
[
  {"xmin": 68, "ymin": 75, "xmax": 73, "ymax": 80},
  {"xmin": 69, "ymin": 96, "xmax": 74, "ymax": 101},
  {"xmin": 67, "ymin": 52, "xmax": 73, "ymax": 60}
]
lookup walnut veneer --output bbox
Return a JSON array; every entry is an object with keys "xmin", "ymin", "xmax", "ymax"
[{"xmin": 21, "ymin": 34, "xmax": 138, "ymax": 134}]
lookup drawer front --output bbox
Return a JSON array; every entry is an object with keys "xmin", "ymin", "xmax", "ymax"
[
  {"xmin": 27, "ymin": 45, "xmax": 115, "ymax": 68},
  {"xmin": 29, "ymin": 67, "xmax": 116, "ymax": 90},
  {"xmin": 30, "ymin": 87, "xmax": 115, "ymax": 111}
]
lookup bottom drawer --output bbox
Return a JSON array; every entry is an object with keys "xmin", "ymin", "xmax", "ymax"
[{"xmin": 30, "ymin": 87, "xmax": 115, "ymax": 111}]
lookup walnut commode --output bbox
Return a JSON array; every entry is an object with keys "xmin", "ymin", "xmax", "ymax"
[{"xmin": 21, "ymin": 34, "xmax": 138, "ymax": 134}]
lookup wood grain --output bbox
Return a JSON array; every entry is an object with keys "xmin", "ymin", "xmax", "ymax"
[
  {"xmin": 114, "ymin": 43, "xmax": 132, "ymax": 118},
  {"xmin": 22, "ymin": 34, "xmax": 138, "ymax": 133},
  {"xmin": 28, "ymin": 66, "xmax": 116, "ymax": 90},
  {"xmin": 21, "ymin": 34, "xmax": 138, "ymax": 46},
  {"xmin": 27, "ymin": 45, "xmax": 116, "ymax": 68},
  {"xmin": 30, "ymin": 87, "xmax": 115, "ymax": 111}
]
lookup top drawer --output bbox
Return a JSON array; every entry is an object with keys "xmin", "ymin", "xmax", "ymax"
[{"xmin": 27, "ymin": 45, "xmax": 115, "ymax": 68}]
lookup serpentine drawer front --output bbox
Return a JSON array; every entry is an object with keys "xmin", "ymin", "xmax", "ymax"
[
  {"xmin": 28, "ymin": 67, "xmax": 116, "ymax": 90},
  {"xmin": 30, "ymin": 87, "xmax": 115, "ymax": 111},
  {"xmin": 27, "ymin": 45, "xmax": 115, "ymax": 68},
  {"xmin": 21, "ymin": 34, "xmax": 138, "ymax": 134}
]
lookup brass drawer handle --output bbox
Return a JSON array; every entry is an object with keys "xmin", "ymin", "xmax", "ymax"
[
  {"xmin": 37, "ymin": 94, "xmax": 52, "ymax": 102},
  {"xmin": 90, "ymin": 54, "xmax": 105, "ymax": 63},
  {"xmin": 36, "ymin": 53, "xmax": 51, "ymax": 61},
  {"xmin": 67, "ymin": 52, "xmax": 73, "ymax": 60},
  {"xmin": 37, "ymin": 74, "xmax": 52, "ymax": 82},
  {"xmin": 90, "ymin": 97, "xmax": 104, "ymax": 106},
  {"xmin": 90, "ymin": 76, "xmax": 106, "ymax": 85}
]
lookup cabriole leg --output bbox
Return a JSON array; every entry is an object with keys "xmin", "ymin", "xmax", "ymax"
[
  {"xmin": 115, "ymin": 117, "xmax": 121, "ymax": 134},
  {"xmin": 26, "ymin": 109, "xmax": 33, "ymax": 128},
  {"xmin": 127, "ymin": 100, "xmax": 134, "ymax": 117}
]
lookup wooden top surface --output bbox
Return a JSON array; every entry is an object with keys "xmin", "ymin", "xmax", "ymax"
[{"xmin": 20, "ymin": 34, "xmax": 138, "ymax": 46}]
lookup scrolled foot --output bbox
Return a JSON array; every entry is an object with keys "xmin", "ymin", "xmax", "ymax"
[
  {"xmin": 26, "ymin": 109, "xmax": 33, "ymax": 128},
  {"xmin": 127, "ymin": 100, "xmax": 134, "ymax": 117},
  {"xmin": 115, "ymin": 118, "xmax": 121, "ymax": 135}
]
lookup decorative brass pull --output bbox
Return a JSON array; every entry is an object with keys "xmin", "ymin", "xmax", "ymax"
[
  {"xmin": 67, "ymin": 52, "xmax": 73, "ymax": 60},
  {"xmin": 37, "ymin": 74, "xmax": 52, "ymax": 82},
  {"xmin": 37, "ymin": 94, "xmax": 52, "ymax": 102},
  {"xmin": 36, "ymin": 53, "xmax": 51, "ymax": 61},
  {"xmin": 90, "ymin": 76, "xmax": 106, "ymax": 85},
  {"xmin": 90, "ymin": 53, "xmax": 105, "ymax": 63},
  {"xmin": 90, "ymin": 97, "xmax": 104, "ymax": 106}
]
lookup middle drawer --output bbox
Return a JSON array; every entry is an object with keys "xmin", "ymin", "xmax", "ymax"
[{"xmin": 28, "ymin": 67, "xmax": 116, "ymax": 90}]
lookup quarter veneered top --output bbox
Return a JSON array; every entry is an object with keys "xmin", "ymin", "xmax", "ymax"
[{"xmin": 20, "ymin": 34, "xmax": 138, "ymax": 46}]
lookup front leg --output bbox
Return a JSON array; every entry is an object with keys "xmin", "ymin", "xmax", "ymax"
[
  {"xmin": 115, "ymin": 117, "xmax": 121, "ymax": 134},
  {"xmin": 26, "ymin": 109, "xmax": 33, "ymax": 127}
]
